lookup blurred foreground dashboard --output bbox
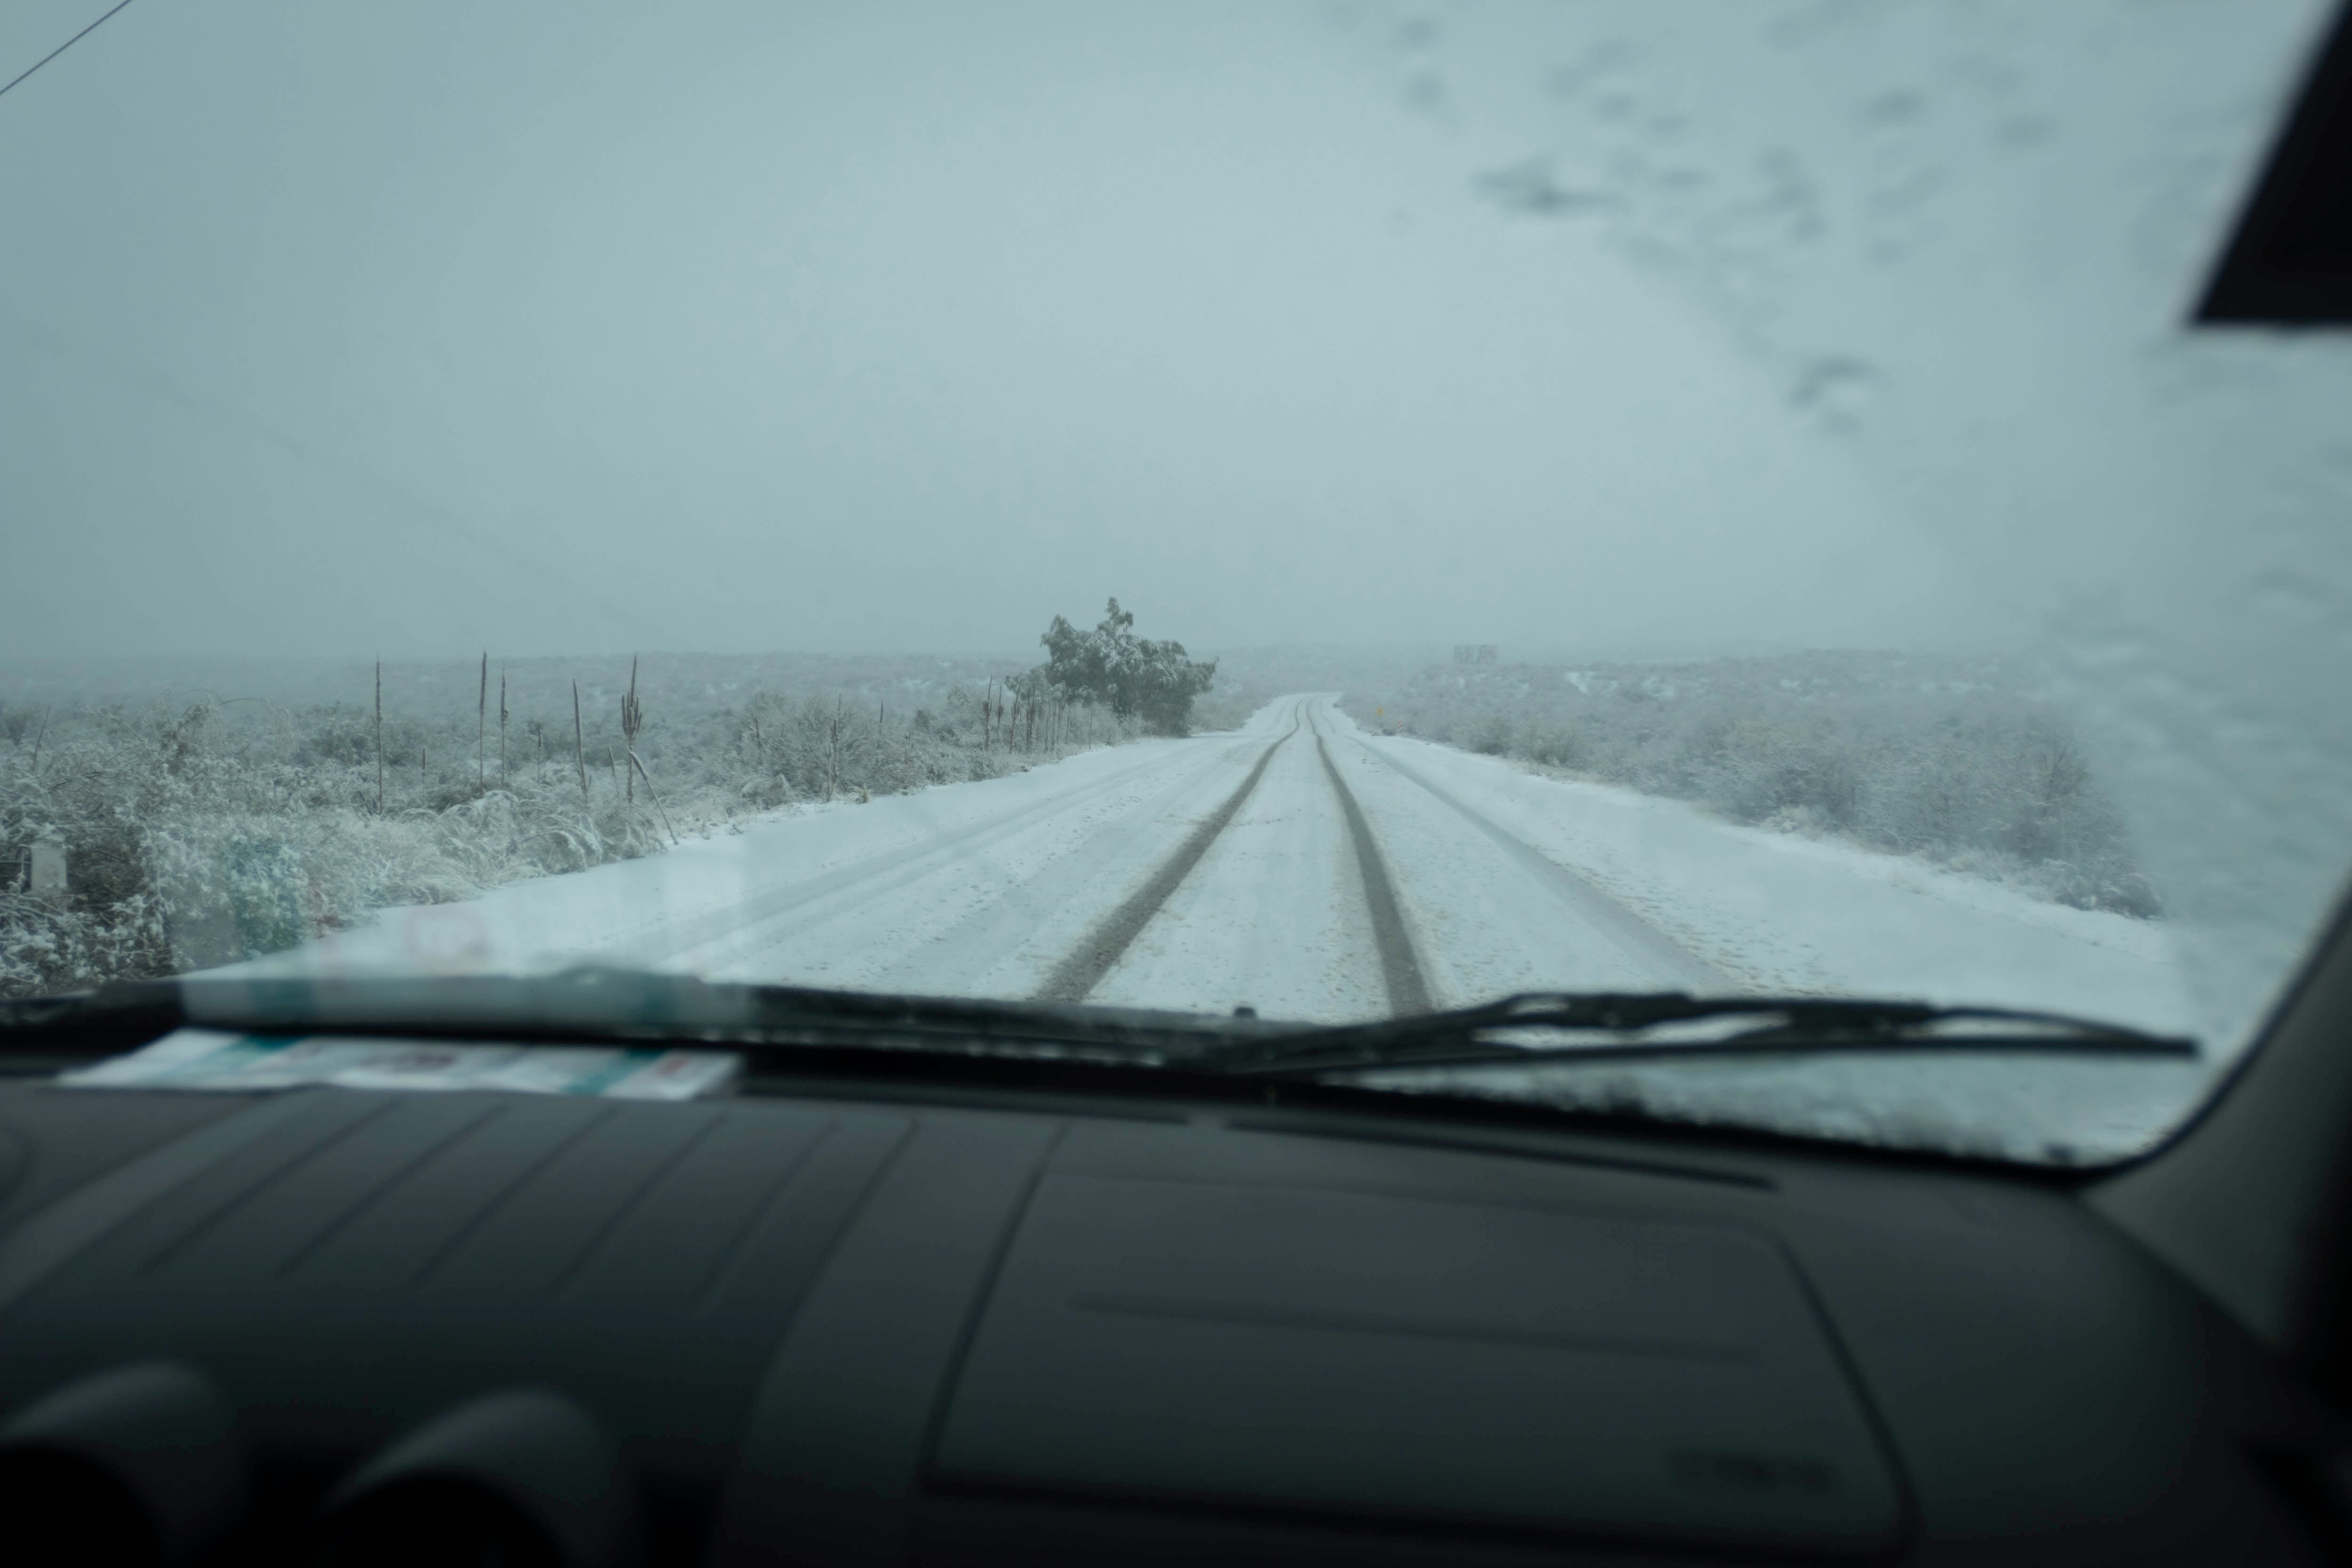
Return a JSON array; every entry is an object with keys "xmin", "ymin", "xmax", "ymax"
[{"xmin": 0, "ymin": 1067, "xmax": 2337, "ymax": 1568}]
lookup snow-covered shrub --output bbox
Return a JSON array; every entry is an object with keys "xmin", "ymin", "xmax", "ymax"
[
  {"xmin": 0, "ymin": 657, "xmax": 1147, "ymax": 997},
  {"xmin": 1343, "ymin": 652, "xmax": 2158, "ymax": 918},
  {"xmin": 1031, "ymin": 600, "xmax": 1217, "ymax": 736},
  {"xmin": 1468, "ymin": 714, "xmax": 1515, "ymax": 756}
]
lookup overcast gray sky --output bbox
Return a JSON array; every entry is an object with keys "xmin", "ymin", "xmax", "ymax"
[
  {"xmin": 0, "ymin": 0, "xmax": 2012, "ymax": 660},
  {"xmin": 0, "ymin": 0, "xmax": 2328, "ymax": 669}
]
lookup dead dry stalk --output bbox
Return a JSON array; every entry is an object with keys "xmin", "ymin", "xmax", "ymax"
[
  {"xmin": 621, "ymin": 657, "xmax": 643, "ymax": 804},
  {"xmin": 628, "ymin": 749, "xmax": 679, "ymax": 845}
]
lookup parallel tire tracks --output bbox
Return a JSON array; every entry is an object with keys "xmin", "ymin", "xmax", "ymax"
[
  {"xmin": 1312, "ymin": 725, "xmax": 1433, "ymax": 1016},
  {"xmin": 1345, "ymin": 732, "xmax": 1727, "ymax": 992},
  {"xmin": 1033, "ymin": 707, "xmax": 1303, "ymax": 1003},
  {"xmin": 618, "ymin": 734, "xmax": 1261, "ymax": 971},
  {"xmin": 1043, "ymin": 697, "xmax": 1438, "ymax": 1015}
]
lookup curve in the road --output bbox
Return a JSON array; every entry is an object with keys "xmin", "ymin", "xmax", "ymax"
[
  {"xmin": 1311, "ymin": 720, "xmax": 1433, "ymax": 1016},
  {"xmin": 1343, "ymin": 726, "xmax": 1729, "ymax": 994},
  {"xmin": 1034, "ymin": 704, "xmax": 1302, "ymax": 1004}
]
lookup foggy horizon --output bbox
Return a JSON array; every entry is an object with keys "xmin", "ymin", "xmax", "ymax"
[
  {"xmin": 1, "ymin": 0, "xmax": 2017, "ymax": 665},
  {"xmin": 0, "ymin": 629, "xmax": 2013, "ymax": 680}
]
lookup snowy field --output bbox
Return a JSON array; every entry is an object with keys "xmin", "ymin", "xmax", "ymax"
[{"xmin": 230, "ymin": 696, "xmax": 2211, "ymax": 1163}]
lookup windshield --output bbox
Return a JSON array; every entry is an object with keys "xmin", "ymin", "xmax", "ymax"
[{"xmin": 4, "ymin": 0, "xmax": 2347, "ymax": 1167}]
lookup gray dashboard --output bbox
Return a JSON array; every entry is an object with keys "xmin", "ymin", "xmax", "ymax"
[{"xmin": 0, "ymin": 1076, "xmax": 2330, "ymax": 1566}]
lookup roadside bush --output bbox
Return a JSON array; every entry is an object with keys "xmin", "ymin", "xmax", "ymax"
[
  {"xmin": 1343, "ymin": 652, "xmax": 2159, "ymax": 918},
  {"xmin": 1032, "ymin": 599, "xmax": 1217, "ymax": 736},
  {"xmin": 0, "ymin": 668, "xmax": 1142, "ymax": 998}
]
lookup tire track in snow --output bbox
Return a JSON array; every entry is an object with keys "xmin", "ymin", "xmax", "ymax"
[
  {"xmin": 1034, "ymin": 704, "xmax": 1303, "ymax": 1003},
  {"xmin": 619, "ymin": 732, "xmax": 1263, "ymax": 971},
  {"xmin": 1310, "ymin": 711, "xmax": 1433, "ymax": 1016},
  {"xmin": 1342, "ymin": 724, "xmax": 1728, "ymax": 993},
  {"xmin": 699, "ymin": 730, "xmax": 1280, "ymax": 992}
]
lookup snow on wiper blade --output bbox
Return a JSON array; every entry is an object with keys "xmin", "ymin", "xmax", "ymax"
[{"xmin": 1188, "ymin": 992, "xmax": 2201, "ymax": 1077}]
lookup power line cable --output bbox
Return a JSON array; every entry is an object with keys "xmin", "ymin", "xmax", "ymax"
[{"xmin": 0, "ymin": 0, "xmax": 141, "ymax": 105}]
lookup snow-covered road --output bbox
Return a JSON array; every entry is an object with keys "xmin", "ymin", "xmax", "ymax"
[
  {"xmin": 242, "ymin": 695, "xmax": 2191, "ymax": 1035},
  {"xmin": 221, "ymin": 694, "xmax": 2224, "ymax": 1161}
]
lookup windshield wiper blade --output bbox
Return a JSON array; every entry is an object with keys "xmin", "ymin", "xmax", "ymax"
[
  {"xmin": 1185, "ymin": 992, "xmax": 2201, "ymax": 1077},
  {"xmin": 4, "ymin": 977, "xmax": 2200, "ymax": 1082},
  {"xmin": 0, "ymin": 968, "xmax": 1300, "ymax": 1066}
]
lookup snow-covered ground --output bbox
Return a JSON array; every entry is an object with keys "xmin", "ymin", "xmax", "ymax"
[
  {"xmin": 1349, "ymin": 729, "xmax": 2190, "ymax": 1035},
  {"xmin": 235, "ymin": 703, "xmax": 1303, "ymax": 997},
  {"xmin": 230, "ymin": 695, "xmax": 2213, "ymax": 1163}
]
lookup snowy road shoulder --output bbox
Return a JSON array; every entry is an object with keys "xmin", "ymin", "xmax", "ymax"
[
  {"xmin": 225, "ymin": 704, "xmax": 1298, "ymax": 985},
  {"xmin": 1343, "ymin": 721, "xmax": 2191, "ymax": 1036}
]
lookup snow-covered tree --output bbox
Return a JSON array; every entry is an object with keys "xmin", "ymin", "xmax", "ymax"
[{"xmin": 1035, "ymin": 599, "xmax": 1216, "ymax": 736}]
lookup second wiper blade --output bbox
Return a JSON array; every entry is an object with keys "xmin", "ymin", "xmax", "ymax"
[{"xmin": 1187, "ymin": 992, "xmax": 2201, "ymax": 1077}]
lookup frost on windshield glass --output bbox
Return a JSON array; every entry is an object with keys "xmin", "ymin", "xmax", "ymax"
[{"xmin": 1321, "ymin": 0, "xmax": 2352, "ymax": 1157}]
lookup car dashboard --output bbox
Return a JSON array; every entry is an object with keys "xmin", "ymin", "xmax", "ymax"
[{"xmin": 0, "ymin": 1060, "xmax": 2337, "ymax": 1568}]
